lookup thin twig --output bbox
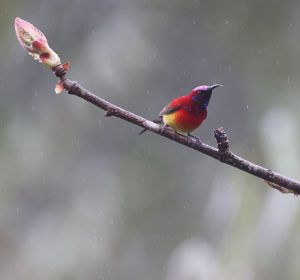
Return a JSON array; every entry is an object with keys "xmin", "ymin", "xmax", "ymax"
[{"xmin": 52, "ymin": 64, "xmax": 300, "ymax": 195}]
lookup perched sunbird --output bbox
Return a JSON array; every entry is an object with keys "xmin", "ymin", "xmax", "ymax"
[{"xmin": 139, "ymin": 84, "xmax": 222, "ymax": 139}]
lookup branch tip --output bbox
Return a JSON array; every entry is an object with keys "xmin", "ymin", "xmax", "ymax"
[{"xmin": 15, "ymin": 17, "xmax": 61, "ymax": 68}]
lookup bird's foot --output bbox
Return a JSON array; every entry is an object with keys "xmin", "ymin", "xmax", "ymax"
[
  {"xmin": 160, "ymin": 124, "xmax": 168, "ymax": 133},
  {"xmin": 187, "ymin": 133, "xmax": 202, "ymax": 145}
]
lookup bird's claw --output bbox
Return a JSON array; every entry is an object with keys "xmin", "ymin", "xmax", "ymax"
[
  {"xmin": 160, "ymin": 124, "xmax": 168, "ymax": 133},
  {"xmin": 187, "ymin": 133, "xmax": 202, "ymax": 145}
]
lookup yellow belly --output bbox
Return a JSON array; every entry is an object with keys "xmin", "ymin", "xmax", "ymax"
[
  {"xmin": 162, "ymin": 108, "xmax": 206, "ymax": 134},
  {"xmin": 162, "ymin": 113, "xmax": 194, "ymax": 134}
]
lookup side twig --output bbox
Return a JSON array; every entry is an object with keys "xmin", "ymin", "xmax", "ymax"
[{"xmin": 53, "ymin": 64, "xmax": 300, "ymax": 196}]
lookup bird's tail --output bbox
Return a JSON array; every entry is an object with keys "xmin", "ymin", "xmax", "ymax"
[{"xmin": 139, "ymin": 117, "xmax": 164, "ymax": 135}]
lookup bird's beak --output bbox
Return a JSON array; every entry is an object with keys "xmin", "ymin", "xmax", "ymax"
[{"xmin": 209, "ymin": 84, "xmax": 222, "ymax": 91}]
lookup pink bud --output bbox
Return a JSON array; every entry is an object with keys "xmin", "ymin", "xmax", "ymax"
[
  {"xmin": 15, "ymin": 17, "xmax": 61, "ymax": 69},
  {"xmin": 55, "ymin": 81, "xmax": 65, "ymax": 94}
]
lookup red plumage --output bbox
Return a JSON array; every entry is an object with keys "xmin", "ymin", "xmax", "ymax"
[
  {"xmin": 139, "ymin": 84, "xmax": 221, "ymax": 136},
  {"xmin": 159, "ymin": 95, "xmax": 207, "ymax": 133}
]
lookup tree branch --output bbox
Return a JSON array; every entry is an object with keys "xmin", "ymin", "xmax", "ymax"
[{"xmin": 53, "ymin": 64, "xmax": 300, "ymax": 195}]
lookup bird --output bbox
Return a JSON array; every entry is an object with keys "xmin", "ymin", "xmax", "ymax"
[{"xmin": 139, "ymin": 84, "xmax": 222, "ymax": 140}]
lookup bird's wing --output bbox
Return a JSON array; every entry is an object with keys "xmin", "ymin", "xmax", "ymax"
[{"xmin": 159, "ymin": 99, "xmax": 182, "ymax": 116}]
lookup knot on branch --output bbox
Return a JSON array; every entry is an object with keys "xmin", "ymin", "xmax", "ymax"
[
  {"xmin": 266, "ymin": 169, "xmax": 275, "ymax": 181},
  {"xmin": 214, "ymin": 127, "xmax": 230, "ymax": 161},
  {"xmin": 105, "ymin": 110, "xmax": 113, "ymax": 117},
  {"xmin": 105, "ymin": 108, "xmax": 117, "ymax": 117},
  {"xmin": 52, "ymin": 64, "xmax": 67, "ymax": 79},
  {"xmin": 52, "ymin": 63, "xmax": 70, "ymax": 94}
]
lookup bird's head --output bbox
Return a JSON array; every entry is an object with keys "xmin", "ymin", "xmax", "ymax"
[{"xmin": 190, "ymin": 84, "xmax": 222, "ymax": 109}]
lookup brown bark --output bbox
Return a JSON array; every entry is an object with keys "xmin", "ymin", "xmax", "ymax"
[{"xmin": 52, "ymin": 64, "xmax": 300, "ymax": 196}]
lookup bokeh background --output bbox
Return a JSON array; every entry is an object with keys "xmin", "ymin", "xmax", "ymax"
[{"xmin": 1, "ymin": 0, "xmax": 300, "ymax": 279}]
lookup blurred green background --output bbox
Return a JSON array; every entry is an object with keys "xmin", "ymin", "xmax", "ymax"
[{"xmin": 1, "ymin": 0, "xmax": 300, "ymax": 279}]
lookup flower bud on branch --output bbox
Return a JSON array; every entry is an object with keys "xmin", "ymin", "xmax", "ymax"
[{"xmin": 15, "ymin": 17, "xmax": 61, "ymax": 69}]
